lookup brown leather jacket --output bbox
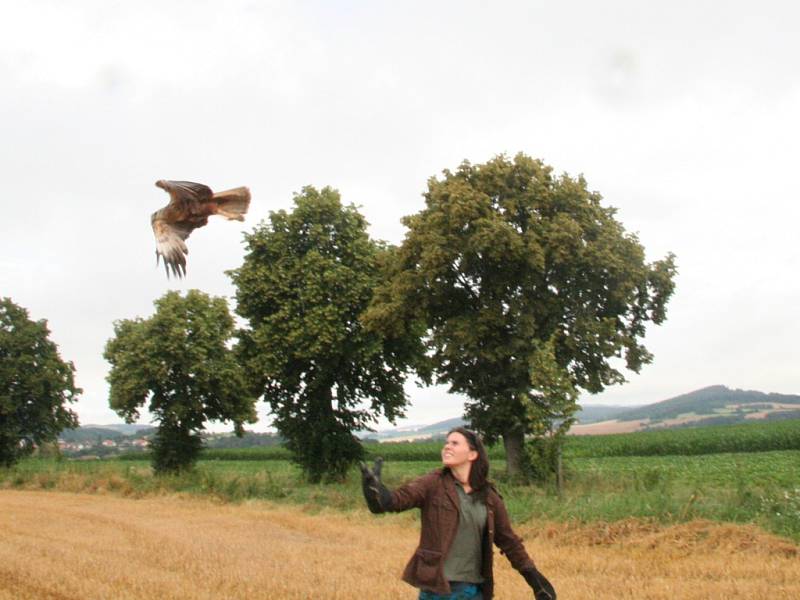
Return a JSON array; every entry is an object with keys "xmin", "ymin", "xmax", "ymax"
[{"xmin": 386, "ymin": 468, "xmax": 536, "ymax": 599}]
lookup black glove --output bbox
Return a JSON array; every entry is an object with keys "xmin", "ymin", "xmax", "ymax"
[
  {"xmin": 359, "ymin": 457, "xmax": 393, "ymax": 513},
  {"xmin": 521, "ymin": 567, "xmax": 556, "ymax": 600}
]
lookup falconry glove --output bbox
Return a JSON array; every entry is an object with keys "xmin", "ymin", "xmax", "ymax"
[
  {"xmin": 359, "ymin": 457, "xmax": 393, "ymax": 513},
  {"xmin": 521, "ymin": 566, "xmax": 557, "ymax": 600}
]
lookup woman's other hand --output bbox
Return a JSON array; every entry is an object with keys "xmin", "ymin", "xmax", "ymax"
[{"xmin": 521, "ymin": 566, "xmax": 556, "ymax": 600}]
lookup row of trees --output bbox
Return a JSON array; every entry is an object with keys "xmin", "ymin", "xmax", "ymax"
[{"xmin": 2, "ymin": 153, "xmax": 676, "ymax": 480}]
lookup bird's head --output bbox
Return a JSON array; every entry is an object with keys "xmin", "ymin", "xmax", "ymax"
[{"xmin": 155, "ymin": 180, "xmax": 168, "ymax": 190}]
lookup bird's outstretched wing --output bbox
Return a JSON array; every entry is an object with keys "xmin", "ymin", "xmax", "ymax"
[
  {"xmin": 156, "ymin": 180, "xmax": 213, "ymax": 213},
  {"xmin": 151, "ymin": 215, "xmax": 197, "ymax": 278}
]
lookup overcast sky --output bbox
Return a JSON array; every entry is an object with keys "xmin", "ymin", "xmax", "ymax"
[{"xmin": 3, "ymin": 1, "xmax": 799, "ymax": 431}]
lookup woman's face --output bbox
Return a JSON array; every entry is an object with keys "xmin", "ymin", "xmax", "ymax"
[{"xmin": 441, "ymin": 432, "xmax": 478, "ymax": 469}]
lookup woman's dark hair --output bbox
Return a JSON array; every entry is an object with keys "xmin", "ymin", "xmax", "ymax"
[{"xmin": 447, "ymin": 427, "xmax": 490, "ymax": 496}]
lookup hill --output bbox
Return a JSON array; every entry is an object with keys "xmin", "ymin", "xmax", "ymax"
[
  {"xmin": 59, "ymin": 426, "xmax": 155, "ymax": 443},
  {"xmin": 360, "ymin": 417, "xmax": 468, "ymax": 442},
  {"xmin": 571, "ymin": 385, "xmax": 800, "ymax": 435},
  {"xmin": 615, "ymin": 385, "xmax": 800, "ymax": 422},
  {"xmin": 82, "ymin": 424, "xmax": 155, "ymax": 435},
  {"xmin": 575, "ymin": 404, "xmax": 638, "ymax": 424}
]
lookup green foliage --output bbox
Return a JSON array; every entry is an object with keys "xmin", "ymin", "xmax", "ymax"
[
  {"xmin": 0, "ymin": 298, "xmax": 80, "ymax": 467},
  {"xmin": 365, "ymin": 153, "xmax": 677, "ymax": 475},
  {"xmin": 229, "ymin": 186, "xmax": 425, "ymax": 483},
  {"xmin": 200, "ymin": 446, "xmax": 292, "ymax": 461},
  {"xmin": 521, "ymin": 435, "xmax": 563, "ymax": 483},
  {"xmin": 103, "ymin": 290, "xmax": 256, "ymax": 474},
  {"xmin": 204, "ymin": 431, "xmax": 284, "ymax": 449},
  {"xmin": 149, "ymin": 420, "xmax": 204, "ymax": 473}
]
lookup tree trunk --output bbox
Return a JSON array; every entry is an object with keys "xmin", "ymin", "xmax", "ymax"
[
  {"xmin": 502, "ymin": 427, "xmax": 525, "ymax": 478},
  {"xmin": 556, "ymin": 442, "xmax": 563, "ymax": 496}
]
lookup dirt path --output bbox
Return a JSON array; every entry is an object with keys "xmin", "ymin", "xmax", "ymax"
[{"xmin": 1, "ymin": 490, "xmax": 797, "ymax": 599}]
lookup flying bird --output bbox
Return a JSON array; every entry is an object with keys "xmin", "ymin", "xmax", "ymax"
[{"xmin": 151, "ymin": 180, "xmax": 251, "ymax": 278}]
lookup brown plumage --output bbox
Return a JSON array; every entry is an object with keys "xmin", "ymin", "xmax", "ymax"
[{"xmin": 151, "ymin": 180, "xmax": 251, "ymax": 278}]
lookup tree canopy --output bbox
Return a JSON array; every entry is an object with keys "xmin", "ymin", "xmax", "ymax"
[
  {"xmin": 365, "ymin": 153, "xmax": 677, "ymax": 474},
  {"xmin": 229, "ymin": 186, "xmax": 425, "ymax": 482},
  {"xmin": 104, "ymin": 290, "xmax": 256, "ymax": 473},
  {"xmin": 0, "ymin": 298, "xmax": 80, "ymax": 467}
]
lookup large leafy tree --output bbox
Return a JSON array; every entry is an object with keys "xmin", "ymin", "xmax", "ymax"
[
  {"xmin": 365, "ymin": 154, "xmax": 677, "ymax": 475},
  {"xmin": 104, "ymin": 290, "xmax": 256, "ymax": 473},
  {"xmin": 229, "ymin": 186, "xmax": 425, "ymax": 482},
  {"xmin": 0, "ymin": 298, "xmax": 80, "ymax": 467}
]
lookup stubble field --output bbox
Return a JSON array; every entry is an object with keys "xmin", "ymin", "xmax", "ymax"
[{"xmin": 1, "ymin": 490, "xmax": 798, "ymax": 599}]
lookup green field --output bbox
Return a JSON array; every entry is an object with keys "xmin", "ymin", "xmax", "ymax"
[{"xmin": 3, "ymin": 448, "xmax": 799, "ymax": 544}]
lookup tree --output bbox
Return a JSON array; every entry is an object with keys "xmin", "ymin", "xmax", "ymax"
[
  {"xmin": 104, "ymin": 290, "xmax": 256, "ymax": 473},
  {"xmin": 365, "ymin": 154, "xmax": 677, "ymax": 476},
  {"xmin": 0, "ymin": 298, "xmax": 80, "ymax": 467},
  {"xmin": 229, "ymin": 186, "xmax": 425, "ymax": 483}
]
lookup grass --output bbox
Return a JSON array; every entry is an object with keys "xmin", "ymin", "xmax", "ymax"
[{"xmin": 4, "ymin": 450, "xmax": 799, "ymax": 543}]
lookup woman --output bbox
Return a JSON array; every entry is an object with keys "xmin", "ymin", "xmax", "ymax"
[{"xmin": 360, "ymin": 427, "xmax": 556, "ymax": 600}]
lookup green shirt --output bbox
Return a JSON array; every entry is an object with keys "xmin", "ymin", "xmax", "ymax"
[{"xmin": 443, "ymin": 481, "xmax": 487, "ymax": 583}]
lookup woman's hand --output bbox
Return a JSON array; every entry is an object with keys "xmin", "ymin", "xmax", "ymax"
[
  {"xmin": 521, "ymin": 566, "xmax": 556, "ymax": 600},
  {"xmin": 359, "ymin": 457, "xmax": 393, "ymax": 513}
]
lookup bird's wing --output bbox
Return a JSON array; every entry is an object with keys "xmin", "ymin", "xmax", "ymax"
[
  {"xmin": 159, "ymin": 180, "xmax": 214, "ymax": 213},
  {"xmin": 151, "ymin": 215, "xmax": 195, "ymax": 278}
]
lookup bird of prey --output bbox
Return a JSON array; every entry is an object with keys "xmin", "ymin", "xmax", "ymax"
[{"xmin": 151, "ymin": 180, "xmax": 251, "ymax": 278}]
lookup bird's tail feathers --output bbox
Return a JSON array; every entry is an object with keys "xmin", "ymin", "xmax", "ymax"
[{"xmin": 213, "ymin": 186, "xmax": 251, "ymax": 221}]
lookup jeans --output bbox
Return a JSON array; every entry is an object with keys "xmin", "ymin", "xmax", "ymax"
[{"xmin": 418, "ymin": 581, "xmax": 482, "ymax": 600}]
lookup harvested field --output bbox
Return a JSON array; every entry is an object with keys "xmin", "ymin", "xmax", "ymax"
[
  {"xmin": 570, "ymin": 419, "xmax": 647, "ymax": 435},
  {"xmin": 1, "ymin": 490, "xmax": 798, "ymax": 599}
]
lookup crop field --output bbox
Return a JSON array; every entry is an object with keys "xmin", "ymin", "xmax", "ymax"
[
  {"xmin": 1, "ymin": 490, "xmax": 799, "ymax": 599},
  {"xmin": 156, "ymin": 418, "xmax": 800, "ymax": 462}
]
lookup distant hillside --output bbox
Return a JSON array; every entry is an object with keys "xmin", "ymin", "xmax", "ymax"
[
  {"xmin": 615, "ymin": 385, "xmax": 800, "ymax": 422},
  {"xmin": 575, "ymin": 404, "xmax": 639, "ymax": 424},
  {"xmin": 361, "ymin": 417, "xmax": 468, "ymax": 442},
  {"xmin": 59, "ymin": 426, "xmax": 154, "ymax": 443},
  {"xmin": 416, "ymin": 417, "xmax": 467, "ymax": 434},
  {"xmin": 365, "ymin": 387, "xmax": 800, "ymax": 440},
  {"xmin": 570, "ymin": 385, "xmax": 800, "ymax": 434},
  {"xmin": 81, "ymin": 424, "xmax": 155, "ymax": 435}
]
